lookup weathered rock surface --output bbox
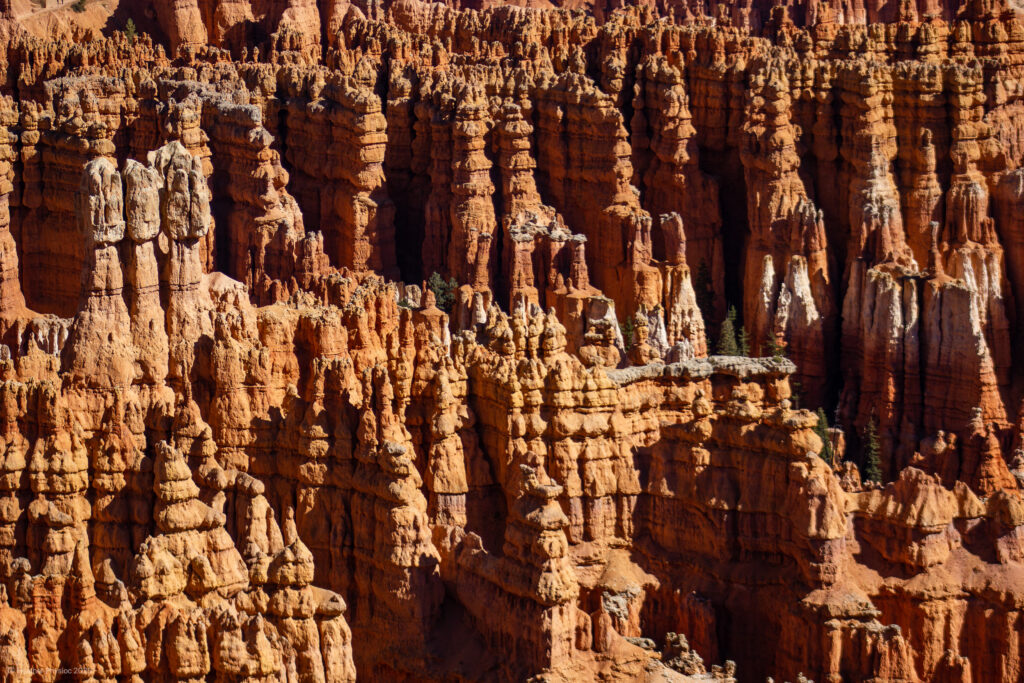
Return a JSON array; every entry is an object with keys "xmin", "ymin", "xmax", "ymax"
[{"xmin": 0, "ymin": 1, "xmax": 1019, "ymax": 681}]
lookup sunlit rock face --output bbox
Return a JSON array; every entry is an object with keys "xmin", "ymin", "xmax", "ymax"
[{"xmin": 0, "ymin": 0, "xmax": 1022, "ymax": 680}]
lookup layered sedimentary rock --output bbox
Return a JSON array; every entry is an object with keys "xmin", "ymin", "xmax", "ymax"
[
  {"xmin": 739, "ymin": 57, "xmax": 834, "ymax": 406},
  {"xmin": 0, "ymin": 1, "xmax": 1021, "ymax": 681}
]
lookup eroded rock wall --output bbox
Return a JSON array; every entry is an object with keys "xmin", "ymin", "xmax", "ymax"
[{"xmin": 0, "ymin": 2, "xmax": 1018, "ymax": 681}]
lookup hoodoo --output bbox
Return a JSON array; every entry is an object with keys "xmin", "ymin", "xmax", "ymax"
[{"xmin": 0, "ymin": 0, "xmax": 1019, "ymax": 680}]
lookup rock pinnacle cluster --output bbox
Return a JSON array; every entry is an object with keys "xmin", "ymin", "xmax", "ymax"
[{"xmin": 0, "ymin": 0, "xmax": 1019, "ymax": 680}]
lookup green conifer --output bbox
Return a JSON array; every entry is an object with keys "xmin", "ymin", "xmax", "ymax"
[
  {"xmin": 694, "ymin": 260, "xmax": 714, "ymax": 324},
  {"xmin": 862, "ymin": 418, "xmax": 882, "ymax": 483},
  {"xmin": 716, "ymin": 306, "xmax": 740, "ymax": 356},
  {"xmin": 738, "ymin": 325, "xmax": 750, "ymax": 357},
  {"xmin": 427, "ymin": 272, "xmax": 458, "ymax": 313},
  {"xmin": 620, "ymin": 317, "xmax": 635, "ymax": 347},
  {"xmin": 765, "ymin": 332, "xmax": 786, "ymax": 359},
  {"xmin": 814, "ymin": 408, "xmax": 834, "ymax": 465}
]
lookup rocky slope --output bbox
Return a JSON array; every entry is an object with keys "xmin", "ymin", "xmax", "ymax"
[{"xmin": 0, "ymin": 0, "xmax": 1017, "ymax": 680}]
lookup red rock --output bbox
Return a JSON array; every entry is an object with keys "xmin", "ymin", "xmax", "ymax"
[{"xmin": 0, "ymin": 6, "xmax": 1022, "ymax": 682}]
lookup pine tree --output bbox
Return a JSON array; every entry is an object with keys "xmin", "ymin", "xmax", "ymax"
[
  {"xmin": 738, "ymin": 325, "xmax": 751, "ymax": 357},
  {"xmin": 814, "ymin": 408, "xmax": 834, "ymax": 465},
  {"xmin": 765, "ymin": 332, "xmax": 786, "ymax": 359},
  {"xmin": 862, "ymin": 417, "xmax": 882, "ymax": 483},
  {"xmin": 694, "ymin": 260, "xmax": 714, "ymax": 324},
  {"xmin": 427, "ymin": 272, "xmax": 458, "ymax": 313},
  {"xmin": 124, "ymin": 18, "xmax": 137, "ymax": 43},
  {"xmin": 716, "ymin": 306, "xmax": 740, "ymax": 356},
  {"xmin": 620, "ymin": 316, "xmax": 635, "ymax": 347}
]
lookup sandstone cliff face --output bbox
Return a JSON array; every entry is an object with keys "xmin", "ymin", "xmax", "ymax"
[{"xmin": 0, "ymin": 1, "xmax": 1021, "ymax": 681}]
